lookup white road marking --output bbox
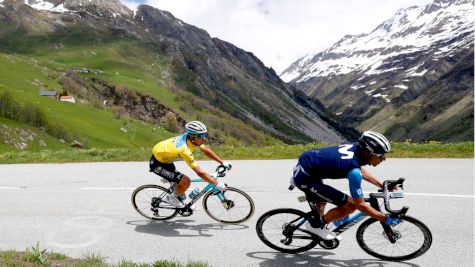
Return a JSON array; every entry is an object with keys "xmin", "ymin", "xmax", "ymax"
[
  {"xmin": 402, "ymin": 192, "xmax": 474, "ymax": 198},
  {"xmin": 2, "ymin": 186, "xmax": 473, "ymax": 198},
  {"xmin": 78, "ymin": 187, "xmax": 475, "ymax": 198},
  {"xmin": 80, "ymin": 187, "xmax": 135, "ymax": 190}
]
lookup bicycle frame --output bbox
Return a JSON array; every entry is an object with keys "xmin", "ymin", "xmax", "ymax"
[
  {"xmin": 296, "ymin": 178, "xmax": 407, "ymax": 239},
  {"xmin": 332, "ymin": 209, "xmax": 367, "ymax": 234},
  {"xmin": 180, "ymin": 178, "xmax": 225, "ymax": 208},
  {"xmin": 162, "ymin": 165, "xmax": 229, "ymax": 210}
]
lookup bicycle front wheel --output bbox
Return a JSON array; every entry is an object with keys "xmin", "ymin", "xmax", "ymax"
[
  {"xmin": 131, "ymin": 185, "xmax": 178, "ymax": 220},
  {"xmin": 202, "ymin": 187, "xmax": 255, "ymax": 224},
  {"xmin": 356, "ymin": 215, "xmax": 432, "ymax": 261},
  {"xmin": 256, "ymin": 208, "xmax": 319, "ymax": 254}
]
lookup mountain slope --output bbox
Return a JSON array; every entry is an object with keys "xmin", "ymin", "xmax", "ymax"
[
  {"xmin": 281, "ymin": 0, "xmax": 473, "ymax": 141},
  {"xmin": 0, "ymin": 0, "xmax": 347, "ymax": 147}
]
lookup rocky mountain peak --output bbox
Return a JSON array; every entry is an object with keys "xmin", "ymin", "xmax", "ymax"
[
  {"xmin": 280, "ymin": 0, "xmax": 473, "ymax": 141},
  {"xmin": 25, "ymin": 0, "xmax": 132, "ymax": 16}
]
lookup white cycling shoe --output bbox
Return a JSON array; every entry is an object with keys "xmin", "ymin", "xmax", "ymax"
[
  {"xmin": 303, "ymin": 221, "xmax": 341, "ymax": 240},
  {"xmin": 165, "ymin": 194, "xmax": 185, "ymax": 208}
]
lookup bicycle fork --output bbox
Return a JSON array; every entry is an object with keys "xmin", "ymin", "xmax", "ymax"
[{"xmin": 368, "ymin": 197, "xmax": 398, "ymax": 243}]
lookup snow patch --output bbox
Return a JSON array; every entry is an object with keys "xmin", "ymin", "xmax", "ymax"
[
  {"xmin": 26, "ymin": 0, "xmax": 70, "ymax": 13},
  {"xmin": 394, "ymin": 84, "xmax": 408, "ymax": 89},
  {"xmin": 405, "ymin": 64, "xmax": 428, "ymax": 77},
  {"xmin": 351, "ymin": 84, "xmax": 366, "ymax": 90},
  {"xmin": 372, "ymin": 93, "xmax": 391, "ymax": 103}
]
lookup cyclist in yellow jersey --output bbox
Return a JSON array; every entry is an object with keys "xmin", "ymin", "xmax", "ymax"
[{"xmin": 150, "ymin": 121, "xmax": 232, "ymax": 208}]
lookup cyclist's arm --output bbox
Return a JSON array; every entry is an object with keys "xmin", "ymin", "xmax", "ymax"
[
  {"xmin": 200, "ymin": 145, "xmax": 224, "ymax": 165},
  {"xmin": 192, "ymin": 165, "xmax": 218, "ymax": 186},
  {"xmin": 348, "ymin": 168, "xmax": 386, "ymax": 221},
  {"xmin": 353, "ymin": 198, "xmax": 386, "ymax": 221},
  {"xmin": 181, "ymin": 148, "xmax": 219, "ymax": 186},
  {"xmin": 361, "ymin": 167, "xmax": 383, "ymax": 189}
]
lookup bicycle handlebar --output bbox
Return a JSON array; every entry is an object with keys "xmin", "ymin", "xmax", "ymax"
[
  {"xmin": 370, "ymin": 177, "xmax": 409, "ymax": 216},
  {"xmin": 213, "ymin": 164, "xmax": 228, "ymax": 178}
]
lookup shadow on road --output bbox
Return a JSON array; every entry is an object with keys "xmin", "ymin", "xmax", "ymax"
[
  {"xmin": 127, "ymin": 219, "xmax": 249, "ymax": 237},
  {"xmin": 246, "ymin": 251, "xmax": 421, "ymax": 267}
]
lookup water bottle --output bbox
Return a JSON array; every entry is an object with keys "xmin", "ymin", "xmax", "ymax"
[
  {"xmin": 188, "ymin": 188, "xmax": 201, "ymax": 199},
  {"xmin": 333, "ymin": 215, "xmax": 350, "ymax": 227}
]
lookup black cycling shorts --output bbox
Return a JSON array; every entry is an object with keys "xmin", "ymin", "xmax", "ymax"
[
  {"xmin": 149, "ymin": 155, "xmax": 184, "ymax": 183},
  {"xmin": 293, "ymin": 164, "xmax": 348, "ymax": 207}
]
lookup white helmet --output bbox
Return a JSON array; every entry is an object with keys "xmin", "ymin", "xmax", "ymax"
[
  {"xmin": 357, "ymin": 131, "xmax": 391, "ymax": 156},
  {"xmin": 185, "ymin": 121, "xmax": 207, "ymax": 135}
]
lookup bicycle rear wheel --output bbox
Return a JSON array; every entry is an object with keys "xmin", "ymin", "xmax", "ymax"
[
  {"xmin": 356, "ymin": 216, "xmax": 432, "ymax": 261},
  {"xmin": 131, "ymin": 184, "xmax": 178, "ymax": 220},
  {"xmin": 256, "ymin": 208, "xmax": 319, "ymax": 254},
  {"xmin": 202, "ymin": 187, "xmax": 255, "ymax": 224}
]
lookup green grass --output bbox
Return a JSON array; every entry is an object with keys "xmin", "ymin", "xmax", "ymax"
[
  {"xmin": 0, "ymin": 142, "xmax": 472, "ymax": 164},
  {"xmin": 0, "ymin": 244, "xmax": 210, "ymax": 267},
  {"xmin": 0, "ymin": 32, "xmax": 280, "ymax": 148}
]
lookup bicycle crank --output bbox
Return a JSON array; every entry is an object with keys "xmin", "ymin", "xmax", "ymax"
[
  {"xmin": 178, "ymin": 206, "xmax": 193, "ymax": 217},
  {"xmin": 318, "ymin": 239, "xmax": 339, "ymax": 249}
]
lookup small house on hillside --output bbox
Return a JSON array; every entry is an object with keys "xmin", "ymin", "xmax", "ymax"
[
  {"xmin": 39, "ymin": 90, "xmax": 59, "ymax": 100},
  {"xmin": 60, "ymin": 96, "xmax": 76, "ymax": 103}
]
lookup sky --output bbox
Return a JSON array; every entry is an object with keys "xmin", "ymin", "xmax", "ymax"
[{"xmin": 120, "ymin": 0, "xmax": 433, "ymax": 73}]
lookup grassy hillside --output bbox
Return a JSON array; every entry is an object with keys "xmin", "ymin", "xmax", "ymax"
[
  {"xmin": 0, "ymin": 29, "xmax": 280, "ymax": 152},
  {"xmin": 0, "ymin": 142, "xmax": 472, "ymax": 164}
]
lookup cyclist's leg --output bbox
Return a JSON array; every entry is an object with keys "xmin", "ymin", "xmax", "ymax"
[
  {"xmin": 315, "ymin": 202, "xmax": 327, "ymax": 215},
  {"xmin": 149, "ymin": 155, "xmax": 190, "ymax": 194},
  {"xmin": 320, "ymin": 192, "xmax": 356, "ymax": 224},
  {"xmin": 297, "ymin": 180, "xmax": 354, "ymax": 226}
]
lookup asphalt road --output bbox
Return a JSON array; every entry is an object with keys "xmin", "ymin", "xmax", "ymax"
[{"xmin": 0, "ymin": 159, "xmax": 473, "ymax": 267}]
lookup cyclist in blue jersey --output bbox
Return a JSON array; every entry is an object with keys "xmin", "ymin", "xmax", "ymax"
[{"xmin": 291, "ymin": 131, "xmax": 400, "ymax": 240}]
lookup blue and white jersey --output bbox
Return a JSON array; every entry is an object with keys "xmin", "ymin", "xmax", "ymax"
[{"xmin": 298, "ymin": 143, "xmax": 364, "ymax": 199}]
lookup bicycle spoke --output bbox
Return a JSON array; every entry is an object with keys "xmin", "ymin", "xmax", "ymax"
[
  {"xmin": 357, "ymin": 216, "xmax": 432, "ymax": 260},
  {"xmin": 203, "ymin": 187, "xmax": 254, "ymax": 224},
  {"xmin": 131, "ymin": 185, "xmax": 177, "ymax": 220}
]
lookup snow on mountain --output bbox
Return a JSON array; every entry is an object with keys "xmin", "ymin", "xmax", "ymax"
[
  {"xmin": 24, "ymin": 0, "xmax": 132, "ymax": 16},
  {"xmin": 280, "ymin": 0, "xmax": 473, "ymax": 142},
  {"xmin": 26, "ymin": 0, "xmax": 70, "ymax": 13},
  {"xmin": 281, "ymin": 0, "xmax": 473, "ymax": 83}
]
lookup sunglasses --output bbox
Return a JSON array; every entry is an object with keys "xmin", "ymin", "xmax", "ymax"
[
  {"xmin": 193, "ymin": 133, "xmax": 207, "ymax": 139},
  {"xmin": 372, "ymin": 152, "xmax": 386, "ymax": 159}
]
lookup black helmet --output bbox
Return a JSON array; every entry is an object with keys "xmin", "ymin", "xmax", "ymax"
[{"xmin": 357, "ymin": 131, "xmax": 391, "ymax": 156}]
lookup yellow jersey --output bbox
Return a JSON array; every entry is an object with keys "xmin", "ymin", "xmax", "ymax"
[{"xmin": 152, "ymin": 134, "xmax": 204, "ymax": 168}]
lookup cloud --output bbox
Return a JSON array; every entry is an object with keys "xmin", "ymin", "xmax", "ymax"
[{"xmin": 120, "ymin": 0, "xmax": 432, "ymax": 73}]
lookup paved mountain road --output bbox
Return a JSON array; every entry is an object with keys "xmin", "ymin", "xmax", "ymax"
[{"xmin": 0, "ymin": 159, "xmax": 473, "ymax": 266}]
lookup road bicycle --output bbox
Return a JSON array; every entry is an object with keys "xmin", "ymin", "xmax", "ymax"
[
  {"xmin": 132, "ymin": 165, "xmax": 255, "ymax": 224},
  {"xmin": 256, "ymin": 178, "xmax": 432, "ymax": 261}
]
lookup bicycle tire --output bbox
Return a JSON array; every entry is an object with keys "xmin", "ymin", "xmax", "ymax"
[
  {"xmin": 356, "ymin": 215, "xmax": 432, "ymax": 261},
  {"xmin": 256, "ymin": 208, "xmax": 319, "ymax": 254},
  {"xmin": 131, "ymin": 184, "xmax": 178, "ymax": 220},
  {"xmin": 202, "ymin": 187, "xmax": 255, "ymax": 224}
]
